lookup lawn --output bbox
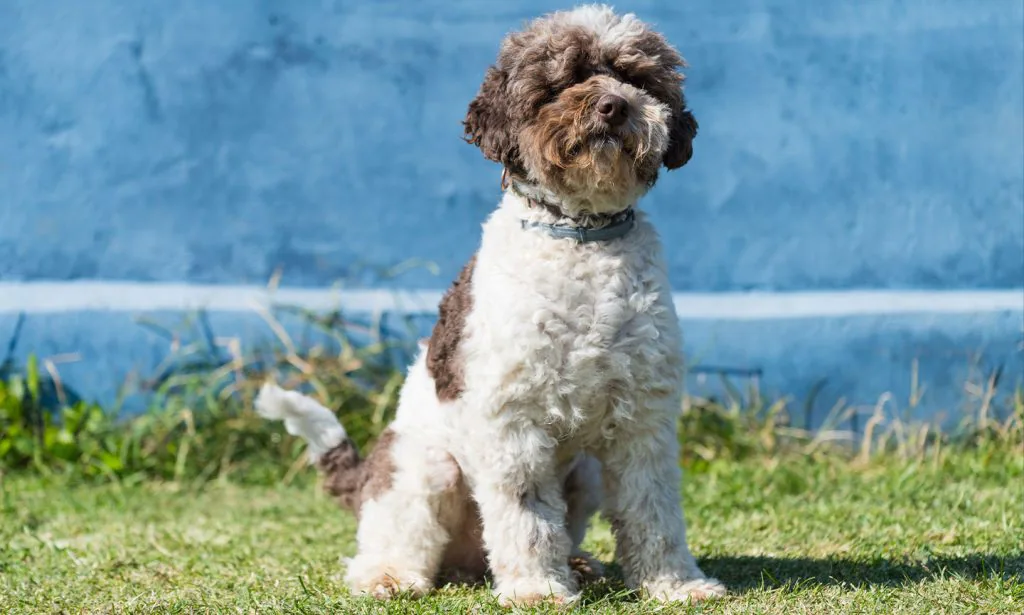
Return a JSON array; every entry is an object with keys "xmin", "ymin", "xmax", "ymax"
[{"xmin": 2, "ymin": 449, "xmax": 1021, "ymax": 614}]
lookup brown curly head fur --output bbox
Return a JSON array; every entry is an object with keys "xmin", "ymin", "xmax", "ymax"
[{"xmin": 463, "ymin": 6, "xmax": 697, "ymax": 212}]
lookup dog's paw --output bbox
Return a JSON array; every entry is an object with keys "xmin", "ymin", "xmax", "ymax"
[
  {"xmin": 351, "ymin": 574, "xmax": 432, "ymax": 600},
  {"xmin": 367, "ymin": 576, "xmax": 403, "ymax": 600},
  {"xmin": 345, "ymin": 563, "xmax": 433, "ymax": 600},
  {"xmin": 568, "ymin": 552, "xmax": 606, "ymax": 585},
  {"xmin": 644, "ymin": 577, "xmax": 727, "ymax": 603},
  {"xmin": 493, "ymin": 578, "xmax": 579, "ymax": 608}
]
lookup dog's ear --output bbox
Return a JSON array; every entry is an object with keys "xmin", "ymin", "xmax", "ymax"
[
  {"xmin": 663, "ymin": 104, "xmax": 698, "ymax": 170},
  {"xmin": 463, "ymin": 66, "xmax": 520, "ymax": 169}
]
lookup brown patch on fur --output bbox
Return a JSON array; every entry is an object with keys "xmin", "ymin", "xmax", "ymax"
[
  {"xmin": 663, "ymin": 108, "xmax": 698, "ymax": 169},
  {"xmin": 463, "ymin": 24, "xmax": 601, "ymax": 175},
  {"xmin": 316, "ymin": 439, "xmax": 363, "ymax": 511},
  {"xmin": 317, "ymin": 429, "xmax": 398, "ymax": 516},
  {"xmin": 463, "ymin": 67, "xmax": 523, "ymax": 175},
  {"xmin": 426, "ymin": 255, "xmax": 476, "ymax": 401},
  {"xmin": 360, "ymin": 429, "xmax": 399, "ymax": 503}
]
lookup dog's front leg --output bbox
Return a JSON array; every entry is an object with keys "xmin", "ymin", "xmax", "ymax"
[
  {"xmin": 600, "ymin": 412, "xmax": 727, "ymax": 604},
  {"xmin": 465, "ymin": 426, "xmax": 577, "ymax": 606}
]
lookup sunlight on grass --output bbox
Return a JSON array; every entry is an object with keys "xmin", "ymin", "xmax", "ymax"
[{"xmin": 1, "ymin": 450, "xmax": 1021, "ymax": 613}]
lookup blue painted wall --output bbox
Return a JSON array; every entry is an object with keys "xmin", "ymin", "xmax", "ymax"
[{"xmin": 1, "ymin": 1, "xmax": 1022, "ymax": 421}]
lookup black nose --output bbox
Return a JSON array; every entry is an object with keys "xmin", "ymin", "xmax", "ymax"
[{"xmin": 596, "ymin": 94, "xmax": 628, "ymax": 126}]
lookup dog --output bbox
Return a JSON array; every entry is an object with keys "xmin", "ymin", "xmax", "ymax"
[{"xmin": 258, "ymin": 4, "xmax": 725, "ymax": 606}]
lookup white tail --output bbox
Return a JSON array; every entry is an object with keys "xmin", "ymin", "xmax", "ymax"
[{"xmin": 255, "ymin": 383, "xmax": 348, "ymax": 463}]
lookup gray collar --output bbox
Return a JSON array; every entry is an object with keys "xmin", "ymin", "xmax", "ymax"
[
  {"xmin": 507, "ymin": 178, "xmax": 637, "ymax": 243},
  {"xmin": 520, "ymin": 208, "xmax": 636, "ymax": 243}
]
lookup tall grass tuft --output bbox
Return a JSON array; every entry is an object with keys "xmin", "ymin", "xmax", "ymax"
[{"xmin": 1, "ymin": 302, "xmax": 1021, "ymax": 485}]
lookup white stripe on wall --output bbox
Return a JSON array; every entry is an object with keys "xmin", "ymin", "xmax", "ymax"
[{"xmin": 0, "ymin": 281, "xmax": 1020, "ymax": 320}]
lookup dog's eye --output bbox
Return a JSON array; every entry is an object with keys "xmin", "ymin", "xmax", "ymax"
[
  {"xmin": 617, "ymin": 72, "xmax": 646, "ymax": 91},
  {"xmin": 534, "ymin": 87, "xmax": 560, "ymax": 108},
  {"xmin": 567, "ymin": 143, "xmax": 581, "ymax": 158},
  {"xmin": 573, "ymin": 66, "xmax": 594, "ymax": 84}
]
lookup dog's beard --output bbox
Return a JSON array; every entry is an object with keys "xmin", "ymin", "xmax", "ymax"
[
  {"xmin": 561, "ymin": 138, "xmax": 640, "ymax": 207},
  {"xmin": 521, "ymin": 83, "xmax": 670, "ymax": 215}
]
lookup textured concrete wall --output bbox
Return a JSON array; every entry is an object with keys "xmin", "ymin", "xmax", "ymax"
[{"xmin": 1, "ymin": 1, "xmax": 1022, "ymax": 421}]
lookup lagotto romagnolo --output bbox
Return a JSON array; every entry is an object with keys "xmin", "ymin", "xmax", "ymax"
[{"xmin": 257, "ymin": 4, "xmax": 726, "ymax": 606}]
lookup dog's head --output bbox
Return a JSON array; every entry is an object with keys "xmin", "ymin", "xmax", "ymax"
[{"xmin": 464, "ymin": 5, "xmax": 697, "ymax": 215}]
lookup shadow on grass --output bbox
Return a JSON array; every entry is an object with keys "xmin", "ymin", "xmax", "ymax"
[
  {"xmin": 428, "ymin": 554, "xmax": 1022, "ymax": 609},
  {"xmin": 698, "ymin": 553, "xmax": 1024, "ymax": 593},
  {"xmin": 567, "ymin": 553, "xmax": 1022, "ymax": 604}
]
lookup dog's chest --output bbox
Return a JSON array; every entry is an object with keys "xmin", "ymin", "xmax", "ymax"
[{"xmin": 472, "ymin": 223, "xmax": 682, "ymax": 435}]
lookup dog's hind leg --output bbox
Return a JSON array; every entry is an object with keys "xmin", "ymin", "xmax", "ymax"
[
  {"xmin": 343, "ymin": 438, "xmax": 460, "ymax": 598},
  {"xmin": 256, "ymin": 382, "xmax": 456, "ymax": 599}
]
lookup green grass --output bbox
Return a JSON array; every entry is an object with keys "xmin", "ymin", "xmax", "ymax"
[
  {"xmin": 3, "ymin": 304, "xmax": 1022, "ymax": 612},
  {"xmin": 2, "ymin": 448, "xmax": 1020, "ymax": 614}
]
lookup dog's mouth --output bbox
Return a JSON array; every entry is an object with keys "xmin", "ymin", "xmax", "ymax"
[
  {"xmin": 593, "ymin": 134, "xmax": 636, "ymax": 158},
  {"xmin": 591, "ymin": 133, "xmax": 624, "ymax": 150},
  {"xmin": 566, "ymin": 135, "xmax": 629, "ymax": 159},
  {"xmin": 562, "ymin": 130, "xmax": 645, "ymax": 168}
]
